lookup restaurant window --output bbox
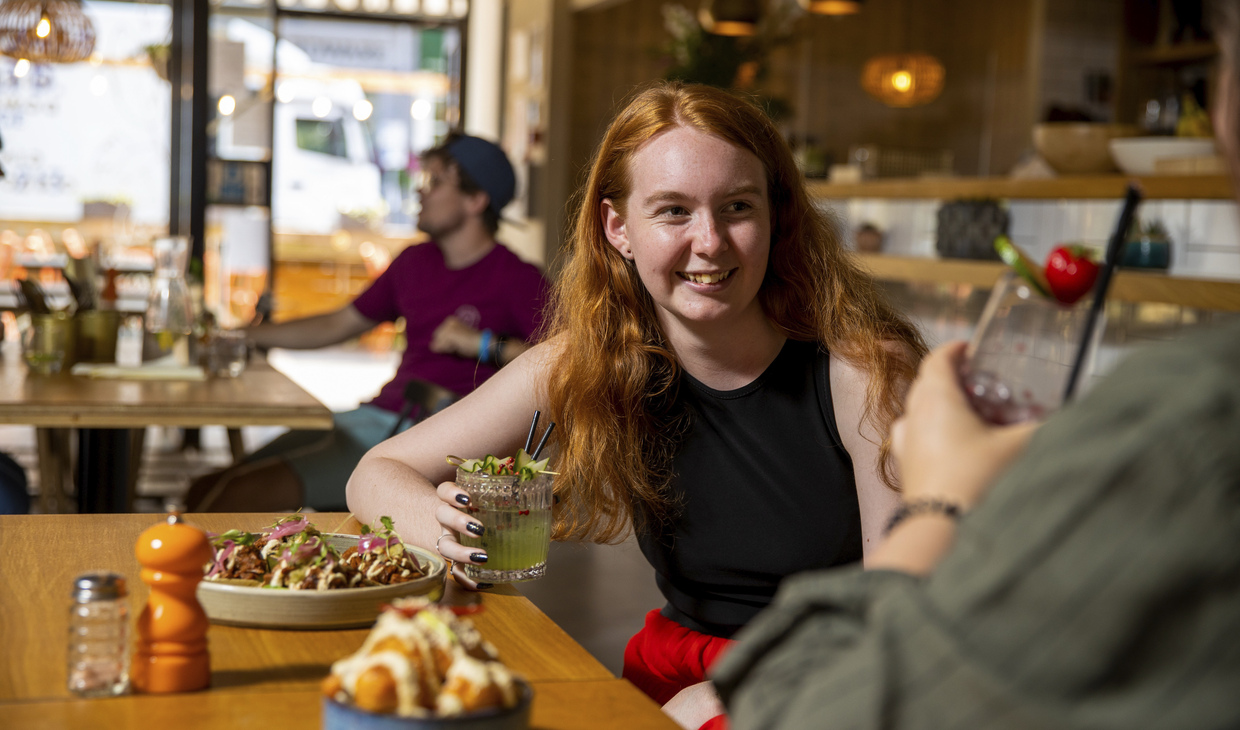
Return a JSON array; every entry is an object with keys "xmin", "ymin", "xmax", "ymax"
[
  {"xmin": 261, "ymin": 8, "xmax": 463, "ymax": 333},
  {"xmin": 0, "ymin": 0, "xmax": 173, "ymax": 320}
]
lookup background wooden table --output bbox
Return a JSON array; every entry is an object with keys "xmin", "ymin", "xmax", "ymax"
[
  {"xmin": 0, "ymin": 513, "xmax": 677, "ymax": 729},
  {"xmin": 0, "ymin": 359, "xmax": 333, "ymax": 512}
]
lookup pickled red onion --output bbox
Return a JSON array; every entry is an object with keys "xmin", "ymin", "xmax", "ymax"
[{"xmin": 264, "ymin": 515, "xmax": 309, "ymax": 540}]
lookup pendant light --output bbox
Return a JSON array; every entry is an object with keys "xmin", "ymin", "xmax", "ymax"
[
  {"xmin": 861, "ymin": 53, "xmax": 945, "ymax": 107},
  {"xmin": 698, "ymin": 0, "xmax": 761, "ymax": 37},
  {"xmin": 859, "ymin": 2, "xmax": 942, "ymax": 108},
  {"xmin": 0, "ymin": 0, "xmax": 96, "ymax": 64},
  {"xmin": 798, "ymin": 0, "xmax": 861, "ymax": 15}
]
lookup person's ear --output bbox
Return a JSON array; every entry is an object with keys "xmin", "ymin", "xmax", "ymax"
[
  {"xmin": 601, "ymin": 198, "xmax": 633, "ymax": 259},
  {"xmin": 464, "ymin": 190, "xmax": 491, "ymax": 219}
]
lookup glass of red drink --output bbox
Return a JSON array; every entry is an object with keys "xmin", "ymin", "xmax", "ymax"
[{"xmin": 961, "ymin": 271, "xmax": 1098, "ymax": 425}]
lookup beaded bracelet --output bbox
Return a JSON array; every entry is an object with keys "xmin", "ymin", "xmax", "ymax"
[{"xmin": 884, "ymin": 498, "xmax": 964, "ymax": 535}]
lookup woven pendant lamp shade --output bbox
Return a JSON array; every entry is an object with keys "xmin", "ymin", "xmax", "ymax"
[
  {"xmin": 698, "ymin": 0, "xmax": 760, "ymax": 37},
  {"xmin": 0, "ymin": 0, "xmax": 96, "ymax": 64},
  {"xmin": 860, "ymin": 53, "xmax": 944, "ymax": 107},
  {"xmin": 798, "ymin": 0, "xmax": 861, "ymax": 15}
]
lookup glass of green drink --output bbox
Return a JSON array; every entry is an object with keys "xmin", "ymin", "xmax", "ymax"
[{"xmin": 456, "ymin": 468, "xmax": 553, "ymax": 583}]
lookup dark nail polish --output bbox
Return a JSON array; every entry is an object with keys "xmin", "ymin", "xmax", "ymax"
[
  {"xmin": 475, "ymin": 583, "xmax": 493, "ymax": 590},
  {"xmin": 455, "ymin": 494, "xmax": 471, "ymax": 506},
  {"xmin": 466, "ymin": 522, "xmax": 484, "ymax": 536},
  {"xmin": 470, "ymin": 552, "xmax": 488, "ymax": 563}
]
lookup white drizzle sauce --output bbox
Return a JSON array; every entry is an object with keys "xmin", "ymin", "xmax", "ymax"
[{"xmin": 329, "ymin": 602, "xmax": 518, "ymax": 718}]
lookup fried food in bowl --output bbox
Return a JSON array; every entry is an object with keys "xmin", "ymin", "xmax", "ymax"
[{"xmin": 321, "ymin": 597, "xmax": 531, "ymax": 729}]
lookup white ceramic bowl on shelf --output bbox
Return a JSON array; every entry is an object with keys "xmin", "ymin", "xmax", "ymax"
[{"xmin": 1108, "ymin": 137, "xmax": 1217, "ymax": 175}]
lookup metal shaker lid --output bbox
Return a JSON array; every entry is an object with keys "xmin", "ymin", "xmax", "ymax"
[{"xmin": 72, "ymin": 572, "xmax": 127, "ymax": 603}]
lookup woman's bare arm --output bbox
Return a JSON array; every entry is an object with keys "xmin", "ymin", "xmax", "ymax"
[
  {"xmin": 345, "ymin": 341, "xmax": 557, "ymax": 552},
  {"xmin": 829, "ymin": 352, "xmax": 903, "ymax": 564}
]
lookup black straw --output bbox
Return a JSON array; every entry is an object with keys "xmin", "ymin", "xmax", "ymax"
[
  {"xmin": 532, "ymin": 422, "xmax": 556, "ymax": 460},
  {"xmin": 1063, "ymin": 183, "xmax": 1142, "ymax": 402},
  {"xmin": 523, "ymin": 410, "xmax": 540, "ymax": 454}
]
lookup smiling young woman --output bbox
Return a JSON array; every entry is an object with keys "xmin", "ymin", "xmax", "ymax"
[{"xmin": 544, "ymin": 82, "xmax": 926, "ymax": 545}]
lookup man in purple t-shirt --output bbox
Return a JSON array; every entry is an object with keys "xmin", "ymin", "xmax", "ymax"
[{"xmin": 185, "ymin": 134, "xmax": 549, "ymax": 511}]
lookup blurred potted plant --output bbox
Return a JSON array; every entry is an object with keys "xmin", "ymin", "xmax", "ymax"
[
  {"xmin": 659, "ymin": 2, "xmax": 797, "ymax": 122},
  {"xmin": 144, "ymin": 42, "xmax": 170, "ymax": 82},
  {"xmin": 1123, "ymin": 218, "xmax": 1172, "ymax": 270}
]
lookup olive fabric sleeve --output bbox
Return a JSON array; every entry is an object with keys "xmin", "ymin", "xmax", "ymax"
[{"xmin": 712, "ymin": 321, "xmax": 1240, "ymax": 730}]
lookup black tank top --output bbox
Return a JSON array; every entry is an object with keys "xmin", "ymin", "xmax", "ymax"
[{"xmin": 636, "ymin": 339, "xmax": 863, "ymax": 638}]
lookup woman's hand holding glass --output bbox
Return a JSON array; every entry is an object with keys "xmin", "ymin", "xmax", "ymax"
[{"xmin": 434, "ymin": 479, "xmax": 490, "ymax": 589}]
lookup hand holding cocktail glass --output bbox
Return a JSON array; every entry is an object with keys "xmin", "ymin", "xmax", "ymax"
[
  {"xmin": 435, "ymin": 411, "xmax": 555, "ymax": 588},
  {"xmin": 961, "ymin": 185, "xmax": 1142, "ymax": 424}
]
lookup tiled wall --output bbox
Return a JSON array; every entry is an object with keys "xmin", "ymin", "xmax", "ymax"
[
  {"xmin": 1039, "ymin": 0, "xmax": 1121, "ymax": 123},
  {"xmin": 830, "ymin": 198, "xmax": 1240, "ymax": 281}
]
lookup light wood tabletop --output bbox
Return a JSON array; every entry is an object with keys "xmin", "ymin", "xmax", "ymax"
[
  {"xmin": 0, "ymin": 358, "xmax": 333, "ymax": 429},
  {"xmin": 0, "ymin": 354, "xmax": 333, "ymax": 512},
  {"xmin": 0, "ymin": 513, "xmax": 677, "ymax": 729}
]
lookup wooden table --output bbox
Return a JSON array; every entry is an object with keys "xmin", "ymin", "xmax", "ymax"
[
  {"xmin": 0, "ymin": 513, "xmax": 676, "ymax": 729},
  {"xmin": 0, "ymin": 355, "xmax": 333, "ymax": 512}
]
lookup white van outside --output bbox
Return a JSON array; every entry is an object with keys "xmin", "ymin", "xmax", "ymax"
[
  {"xmin": 214, "ymin": 18, "xmax": 384, "ymax": 235},
  {"xmin": 271, "ymin": 78, "xmax": 383, "ymax": 234}
]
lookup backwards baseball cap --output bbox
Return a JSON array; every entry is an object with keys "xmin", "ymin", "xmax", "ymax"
[{"xmin": 445, "ymin": 135, "xmax": 517, "ymax": 217}]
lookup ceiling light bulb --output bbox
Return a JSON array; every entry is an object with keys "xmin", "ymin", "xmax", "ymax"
[
  {"xmin": 36, "ymin": 15, "xmax": 51, "ymax": 38},
  {"xmin": 891, "ymin": 70, "xmax": 912, "ymax": 92},
  {"xmin": 13, "ymin": 58, "xmax": 31, "ymax": 77},
  {"xmin": 218, "ymin": 94, "xmax": 236, "ymax": 115}
]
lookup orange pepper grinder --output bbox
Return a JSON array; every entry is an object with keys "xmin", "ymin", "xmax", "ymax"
[{"xmin": 131, "ymin": 511, "xmax": 213, "ymax": 693}]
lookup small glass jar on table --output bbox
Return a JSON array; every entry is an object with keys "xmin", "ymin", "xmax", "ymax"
[
  {"xmin": 24, "ymin": 311, "xmax": 77, "ymax": 375},
  {"xmin": 67, "ymin": 572, "xmax": 130, "ymax": 697},
  {"xmin": 205, "ymin": 329, "xmax": 248, "ymax": 378}
]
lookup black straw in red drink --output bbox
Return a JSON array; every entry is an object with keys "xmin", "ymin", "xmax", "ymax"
[{"xmin": 1062, "ymin": 183, "xmax": 1142, "ymax": 402}]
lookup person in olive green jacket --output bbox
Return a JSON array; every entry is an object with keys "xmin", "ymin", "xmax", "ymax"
[{"xmin": 711, "ymin": 2, "xmax": 1240, "ymax": 727}]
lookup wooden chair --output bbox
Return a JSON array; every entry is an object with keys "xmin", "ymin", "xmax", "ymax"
[{"xmin": 386, "ymin": 378, "xmax": 458, "ymax": 439}]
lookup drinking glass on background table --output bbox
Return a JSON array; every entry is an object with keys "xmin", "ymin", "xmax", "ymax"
[
  {"xmin": 206, "ymin": 329, "xmax": 248, "ymax": 378},
  {"xmin": 961, "ymin": 271, "xmax": 1099, "ymax": 425},
  {"xmin": 23, "ymin": 311, "xmax": 76, "ymax": 375},
  {"xmin": 456, "ymin": 467, "xmax": 553, "ymax": 583}
]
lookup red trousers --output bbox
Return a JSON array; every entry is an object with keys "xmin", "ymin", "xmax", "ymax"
[{"xmin": 623, "ymin": 609, "xmax": 733, "ymax": 730}]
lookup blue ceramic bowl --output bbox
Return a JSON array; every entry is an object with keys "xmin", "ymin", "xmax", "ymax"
[{"xmin": 322, "ymin": 680, "xmax": 533, "ymax": 730}]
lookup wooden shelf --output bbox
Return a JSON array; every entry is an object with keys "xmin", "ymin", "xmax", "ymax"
[
  {"xmin": 807, "ymin": 175, "xmax": 1233, "ymax": 200},
  {"xmin": 1129, "ymin": 41, "xmax": 1217, "ymax": 66},
  {"xmin": 857, "ymin": 254, "xmax": 1240, "ymax": 311}
]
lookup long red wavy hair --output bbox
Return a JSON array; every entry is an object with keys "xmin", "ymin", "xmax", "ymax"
[{"xmin": 545, "ymin": 81, "xmax": 926, "ymax": 543}]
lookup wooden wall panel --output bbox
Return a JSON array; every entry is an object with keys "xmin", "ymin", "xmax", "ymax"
[{"xmin": 568, "ymin": 0, "xmax": 1040, "ymax": 182}]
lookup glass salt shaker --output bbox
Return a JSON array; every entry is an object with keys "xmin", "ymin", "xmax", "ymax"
[{"xmin": 67, "ymin": 572, "xmax": 130, "ymax": 697}]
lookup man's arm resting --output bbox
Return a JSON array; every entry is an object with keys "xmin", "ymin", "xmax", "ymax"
[{"xmin": 245, "ymin": 305, "xmax": 377, "ymax": 351}]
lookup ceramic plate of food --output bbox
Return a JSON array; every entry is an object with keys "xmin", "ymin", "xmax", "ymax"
[{"xmin": 197, "ymin": 515, "xmax": 447, "ymax": 629}]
